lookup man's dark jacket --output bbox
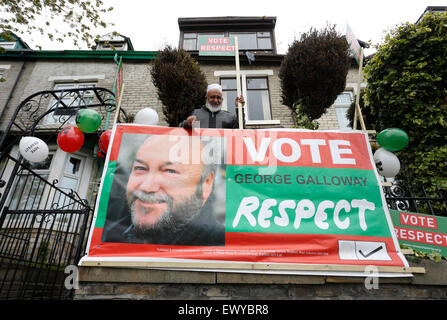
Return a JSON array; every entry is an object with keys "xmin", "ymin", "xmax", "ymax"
[{"xmin": 181, "ymin": 106, "xmax": 240, "ymax": 129}]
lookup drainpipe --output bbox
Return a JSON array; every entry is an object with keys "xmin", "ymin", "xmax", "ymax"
[{"xmin": 103, "ymin": 53, "xmax": 121, "ymax": 130}]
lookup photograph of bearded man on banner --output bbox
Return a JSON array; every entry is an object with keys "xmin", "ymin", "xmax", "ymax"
[{"xmin": 101, "ymin": 133, "xmax": 226, "ymax": 246}]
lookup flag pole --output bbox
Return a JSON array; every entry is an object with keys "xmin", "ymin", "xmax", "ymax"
[{"xmin": 234, "ymin": 36, "xmax": 243, "ymax": 129}]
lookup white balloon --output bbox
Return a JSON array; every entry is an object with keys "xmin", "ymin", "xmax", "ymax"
[
  {"xmin": 19, "ymin": 136, "xmax": 49, "ymax": 163},
  {"xmin": 134, "ymin": 108, "xmax": 159, "ymax": 125},
  {"xmin": 373, "ymin": 147, "xmax": 400, "ymax": 178}
]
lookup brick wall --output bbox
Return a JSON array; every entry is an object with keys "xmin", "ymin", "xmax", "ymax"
[
  {"xmin": 0, "ymin": 59, "xmax": 165, "ymax": 131},
  {"xmin": 0, "ymin": 61, "xmax": 25, "ymax": 120}
]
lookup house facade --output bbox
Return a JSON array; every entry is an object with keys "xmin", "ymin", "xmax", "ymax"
[{"xmin": 0, "ymin": 17, "xmax": 369, "ymax": 299}]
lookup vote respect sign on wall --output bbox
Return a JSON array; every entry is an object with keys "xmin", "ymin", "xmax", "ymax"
[
  {"xmin": 198, "ymin": 36, "xmax": 235, "ymax": 56},
  {"xmin": 390, "ymin": 209, "xmax": 447, "ymax": 258},
  {"xmin": 80, "ymin": 125, "xmax": 410, "ymax": 275}
]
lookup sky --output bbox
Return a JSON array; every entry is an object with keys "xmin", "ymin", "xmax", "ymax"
[{"xmin": 25, "ymin": 0, "xmax": 444, "ymax": 55}]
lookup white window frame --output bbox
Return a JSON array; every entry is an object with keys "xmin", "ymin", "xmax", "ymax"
[
  {"xmin": 45, "ymin": 81, "xmax": 97, "ymax": 125},
  {"xmin": 0, "ymin": 42, "xmax": 16, "ymax": 50},
  {"xmin": 229, "ymin": 32, "xmax": 273, "ymax": 50},
  {"xmin": 0, "ymin": 65, "xmax": 10, "ymax": 81},
  {"xmin": 96, "ymin": 42, "xmax": 127, "ymax": 51},
  {"xmin": 5, "ymin": 147, "xmax": 56, "ymax": 211},
  {"xmin": 183, "ymin": 33, "xmax": 225, "ymax": 51},
  {"xmin": 334, "ymin": 91, "xmax": 354, "ymax": 130},
  {"xmin": 214, "ymin": 69, "xmax": 280, "ymax": 125},
  {"xmin": 2, "ymin": 144, "xmax": 94, "ymax": 229},
  {"xmin": 339, "ymin": 82, "xmax": 368, "ymax": 130}
]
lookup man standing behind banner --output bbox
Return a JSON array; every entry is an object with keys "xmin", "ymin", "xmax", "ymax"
[
  {"xmin": 181, "ymin": 83, "xmax": 245, "ymax": 129},
  {"xmin": 102, "ymin": 134, "xmax": 225, "ymax": 246}
]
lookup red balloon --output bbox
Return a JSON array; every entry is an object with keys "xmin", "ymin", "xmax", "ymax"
[
  {"xmin": 57, "ymin": 126, "xmax": 84, "ymax": 153},
  {"xmin": 98, "ymin": 130, "xmax": 112, "ymax": 154}
]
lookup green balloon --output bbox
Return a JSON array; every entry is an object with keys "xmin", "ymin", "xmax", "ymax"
[
  {"xmin": 377, "ymin": 128, "xmax": 409, "ymax": 151},
  {"xmin": 76, "ymin": 109, "xmax": 102, "ymax": 133}
]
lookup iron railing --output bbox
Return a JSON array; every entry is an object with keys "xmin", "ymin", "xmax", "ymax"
[
  {"xmin": 384, "ymin": 179, "xmax": 447, "ymax": 216},
  {"xmin": 0, "ymin": 87, "xmax": 125, "ymax": 299},
  {"xmin": 0, "ymin": 154, "xmax": 91, "ymax": 299}
]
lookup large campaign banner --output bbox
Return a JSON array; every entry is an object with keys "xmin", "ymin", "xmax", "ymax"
[{"xmin": 80, "ymin": 125, "xmax": 411, "ymax": 275}]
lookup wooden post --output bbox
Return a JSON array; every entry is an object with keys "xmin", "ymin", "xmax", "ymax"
[
  {"xmin": 234, "ymin": 36, "xmax": 243, "ymax": 129},
  {"xmin": 353, "ymin": 47, "xmax": 367, "ymax": 131}
]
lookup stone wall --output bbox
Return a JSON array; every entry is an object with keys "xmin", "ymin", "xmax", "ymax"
[
  {"xmin": 75, "ymin": 259, "xmax": 447, "ymax": 300},
  {"xmin": 0, "ymin": 59, "xmax": 166, "ymax": 131}
]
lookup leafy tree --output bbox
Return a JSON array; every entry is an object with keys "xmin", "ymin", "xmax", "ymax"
[
  {"xmin": 0, "ymin": 0, "xmax": 113, "ymax": 50},
  {"xmin": 361, "ymin": 12, "xmax": 447, "ymax": 191},
  {"xmin": 150, "ymin": 46, "xmax": 207, "ymax": 126},
  {"xmin": 279, "ymin": 24, "xmax": 350, "ymax": 128}
]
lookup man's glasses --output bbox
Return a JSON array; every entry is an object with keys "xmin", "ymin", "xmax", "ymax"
[{"xmin": 209, "ymin": 95, "xmax": 223, "ymax": 100}]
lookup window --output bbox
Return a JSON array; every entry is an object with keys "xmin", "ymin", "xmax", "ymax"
[
  {"xmin": 183, "ymin": 33, "xmax": 198, "ymax": 51},
  {"xmin": 246, "ymin": 78, "xmax": 271, "ymax": 121},
  {"xmin": 0, "ymin": 42, "xmax": 16, "ymax": 50},
  {"xmin": 220, "ymin": 76, "xmax": 272, "ymax": 122},
  {"xmin": 3, "ymin": 145, "xmax": 93, "ymax": 229},
  {"xmin": 334, "ymin": 92, "xmax": 353, "ymax": 130},
  {"xmin": 183, "ymin": 33, "xmax": 225, "ymax": 51},
  {"xmin": 183, "ymin": 32, "xmax": 272, "ymax": 51},
  {"xmin": 97, "ymin": 42, "xmax": 126, "ymax": 50},
  {"xmin": 46, "ymin": 82, "xmax": 96, "ymax": 125},
  {"xmin": 6, "ymin": 146, "xmax": 92, "ymax": 208},
  {"xmin": 229, "ymin": 32, "xmax": 272, "ymax": 50},
  {"xmin": 216, "ymin": 69, "xmax": 278, "ymax": 124},
  {"xmin": 9, "ymin": 154, "xmax": 54, "ymax": 210},
  {"xmin": 0, "ymin": 65, "xmax": 10, "ymax": 81},
  {"xmin": 221, "ymin": 78, "xmax": 238, "ymax": 116},
  {"xmin": 54, "ymin": 155, "xmax": 85, "ymax": 210}
]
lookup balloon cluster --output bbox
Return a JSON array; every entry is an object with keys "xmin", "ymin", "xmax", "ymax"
[
  {"xmin": 57, "ymin": 109, "xmax": 102, "ymax": 154},
  {"xmin": 373, "ymin": 128, "xmax": 409, "ymax": 178},
  {"xmin": 19, "ymin": 107, "xmax": 159, "ymax": 163}
]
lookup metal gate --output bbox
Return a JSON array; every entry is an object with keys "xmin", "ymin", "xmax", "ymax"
[{"xmin": 0, "ymin": 87, "xmax": 125, "ymax": 299}]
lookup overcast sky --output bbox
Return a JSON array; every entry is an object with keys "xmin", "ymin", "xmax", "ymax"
[{"xmin": 30, "ymin": 0, "xmax": 442, "ymax": 55}]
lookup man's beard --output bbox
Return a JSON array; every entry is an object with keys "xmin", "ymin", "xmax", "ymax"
[
  {"xmin": 205, "ymin": 101, "xmax": 222, "ymax": 113},
  {"xmin": 128, "ymin": 185, "xmax": 204, "ymax": 241}
]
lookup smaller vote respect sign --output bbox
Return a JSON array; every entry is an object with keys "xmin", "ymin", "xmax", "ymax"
[
  {"xmin": 390, "ymin": 209, "xmax": 447, "ymax": 258},
  {"xmin": 198, "ymin": 36, "xmax": 235, "ymax": 56}
]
